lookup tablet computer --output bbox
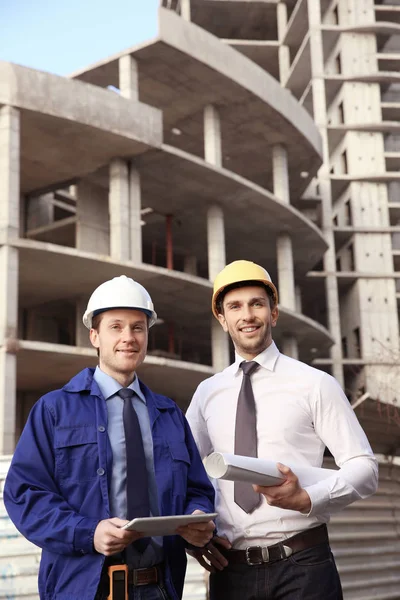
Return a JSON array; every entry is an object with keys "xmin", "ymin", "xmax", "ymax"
[{"xmin": 121, "ymin": 513, "xmax": 218, "ymax": 536}]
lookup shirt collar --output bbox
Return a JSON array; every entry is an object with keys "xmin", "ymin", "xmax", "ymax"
[
  {"xmin": 230, "ymin": 341, "xmax": 280, "ymax": 375},
  {"xmin": 93, "ymin": 366, "xmax": 147, "ymax": 404}
]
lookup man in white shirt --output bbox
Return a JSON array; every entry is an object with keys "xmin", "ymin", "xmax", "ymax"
[{"xmin": 186, "ymin": 260, "xmax": 378, "ymax": 600}]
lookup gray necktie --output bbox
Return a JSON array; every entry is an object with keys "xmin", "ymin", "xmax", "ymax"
[
  {"xmin": 119, "ymin": 388, "xmax": 150, "ymax": 551},
  {"xmin": 234, "ymin": 361, "xmax": 261, "ymax": 513}
]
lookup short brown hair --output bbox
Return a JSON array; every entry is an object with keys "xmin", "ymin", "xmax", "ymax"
[{"xmin": 216, "ymin": 281, "xmax": 275, "ymax": 316}]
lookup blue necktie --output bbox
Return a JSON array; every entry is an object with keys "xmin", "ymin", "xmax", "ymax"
[
  {"xmin": 118, "ymin": 388, "xmax": 150, "ymax": 551},
  {"xmin": 234, "ymin": 361, "xmax": 261, "ymax": 513}
]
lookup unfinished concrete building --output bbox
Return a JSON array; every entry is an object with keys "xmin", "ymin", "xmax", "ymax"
[{"xmin": 1, "ymin": 1, "xmax": 400, "ymax": 598}]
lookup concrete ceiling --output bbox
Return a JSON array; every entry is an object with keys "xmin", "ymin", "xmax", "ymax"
[
  {"xmin": 190, "ymin": 0, "xmax": 279, "ymax": 40},
  {"xmin": 15, "ymin": 340, "xmax": 214, "ymax": 409},
  {"xmin": 11, "ymin": 239, "xmax": 333, "ymax": 363},
  {"xmin": 0, "ymin": 61, "xmax": 162, "ymax": 195},
  {"xmin": 71, "ymin": 8, "xmax": 322, "ymax": 202},
  {"xmin": 87, "ymin": 143, "xmax": 328, "ymax": 276}
]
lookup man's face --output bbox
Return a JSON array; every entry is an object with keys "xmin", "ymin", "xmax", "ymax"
[
  {"xmin": 89, "ymin": 309, "xmax": 148, "ymax": 383},
  {"xmin": 218, "ymin": 285, "xmax": 279, "ymax": 359}
]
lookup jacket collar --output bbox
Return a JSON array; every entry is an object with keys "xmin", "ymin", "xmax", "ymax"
[{"xmin": 63, "ymin": 367, "xmax": 176, "ymax": 411}]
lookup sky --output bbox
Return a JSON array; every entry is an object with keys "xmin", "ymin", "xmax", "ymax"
[{"xmin": 1, "ymin": 0, "xmax": 159, "ymax": 76}]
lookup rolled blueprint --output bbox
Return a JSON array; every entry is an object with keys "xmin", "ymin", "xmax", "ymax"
[{"xmin": 204, "ymin": 452, "xmax": 337, "ymax": 487}]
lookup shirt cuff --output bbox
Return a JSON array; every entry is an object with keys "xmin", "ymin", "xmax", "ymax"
[{"xmin": 303, "ymin": 481, "xmax": 331, "ymax": 517}]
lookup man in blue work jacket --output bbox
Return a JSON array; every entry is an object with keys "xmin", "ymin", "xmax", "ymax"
[{"xmin": 4, "ymin": 275, "xmax": 216, "ymax": 600}]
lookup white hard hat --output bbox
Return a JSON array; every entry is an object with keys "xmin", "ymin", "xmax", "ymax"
[{"xmin": 82, "ymin": 275, "xmax": 157, "ymax": 329}]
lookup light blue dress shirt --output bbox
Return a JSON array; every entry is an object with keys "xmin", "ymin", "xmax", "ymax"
[{"xmin": 94, "ymin": 366, "xmax": 163, "ymax": 567}]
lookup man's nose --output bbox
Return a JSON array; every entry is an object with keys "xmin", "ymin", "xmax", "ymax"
[
  {"xmin": 122, "ymin": 326, "xmax": 135, "ymax": 341},
  {"xmin": 241, "ymin": 305, "xmax": 254, "ymax": 320}
]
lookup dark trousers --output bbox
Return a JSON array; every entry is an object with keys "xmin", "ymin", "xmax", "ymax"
[{"xmin": 209, "ymin": 543, "xmax": 343, "ymax": 600}]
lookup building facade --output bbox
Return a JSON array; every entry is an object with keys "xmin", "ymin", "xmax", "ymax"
[{"xmin": 1, "ymin": 0, "xmax": 400, "ymax": 598}]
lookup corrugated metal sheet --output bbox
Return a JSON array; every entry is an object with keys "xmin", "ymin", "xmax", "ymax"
[
  {"xmin": 328, "ymin": 460, "xmax": 400, "ymax": 600},
  {"xmin": 0, "ymin": 455, "xmax": 41, "ymax": 600},
  {"xmin": 2, "ymin": 455, "xmax": 400, "ymax": 600}
]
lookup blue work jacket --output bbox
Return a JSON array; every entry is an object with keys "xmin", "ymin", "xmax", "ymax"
[{"xmin": 4, "ymin": 368, "xmax": 215, "ymax": 600}]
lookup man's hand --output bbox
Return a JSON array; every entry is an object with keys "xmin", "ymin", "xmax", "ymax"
[
  {"xmin": 254, "ymin": 463, "xmax": 311, "ymax": 513},
  {"xmin": 187, "ymin": 536, "xmax": 232, "ymax": 573},
  {"xmin": 94, "ymin": 518, "xmax": 144, "ymax": 556},
  {"xmin": 176, "ymin": 509, "xmax": 215, "ymax": 548}
]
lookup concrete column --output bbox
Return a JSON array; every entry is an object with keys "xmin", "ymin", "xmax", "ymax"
[
  {"xmin": 277, "ymin": 3, "xmax": 291, "ymax": 83},
  {"xmin": 129, "ymin": 164, "xmax": 142, "ymax": 264},
  {"xmin": 203, "ymin": 105, "xmax": 229, "ymax": 368},
  {"xmin": 272, "ymin": 144, "xmax": 290, "ymax": 205},
  {"xmin": 109, "ymin": 159, "xmax": 130, "ymax": 261},
  {"xmin": 282, "ymin": 335, "xmax": 299, "ymax": 360},
  {"xmin": 181, "ymin": 0, "xmax": 191, "ymax": 21},
  {"xmin": 277, "ymin": 235, "xmax": 296, "ymax": 311},
  {"xmin": 207, "ymin": 205, "xmax": 229, "ymax": 370},
  {"xmin": 211, "ymin": 318, "xmax": 230, "ymax": 372},
  {"xmin": 118, "ymin": 55, "xmax": 139, "ymax": 101},
  {"xmin": 0, "ymin": 106, "xmax": 20, "ymax": 240},
  {"xmin": 308, "ymin": 0, "xmax": 344, "ymax": 385},
  {"xmin": 75, "ymin": 297, "xmax": 91, "ymax": 348},
  {"xmin": 0, "ymin": 245, "xmax": 18, "ymax": 453},
  {"xmin": 207, "ymin": 205, "xmax": 226, "ymax": 280},
  {"xmin": 76, "ymin": 181, "xmax": 109, "ymax": 254},
  {"xmin": 184, "ymin": 255, "xmax": 197, "ymax": 276},
  {"xmin": 204, "ymin": 105, "xmax": 222, "ymax": 167},
  {"xmin": 295, "ymin": 285, "xmax": 302, "ymax": 313}
]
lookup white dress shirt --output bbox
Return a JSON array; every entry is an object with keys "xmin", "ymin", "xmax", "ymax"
[{"xmin": 186, "ymin": 342, "xmax": 378, "ymax": 549}]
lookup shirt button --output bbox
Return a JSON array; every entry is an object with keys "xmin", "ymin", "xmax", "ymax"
[
  {"xmin": 245, "ymin": 529, "xmax": 251, "ymax": 534},
  {"xmin": 97, "ymin": 468, "xmax": 105, "ymax": 476},
  {"xmin": 98, "ymin": 426, "xmax": 105, "ymax": 432}
]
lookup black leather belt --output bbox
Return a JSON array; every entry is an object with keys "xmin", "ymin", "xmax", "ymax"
[{"xmin": 220, "ymin": 524, "xmax": 329, "ymax": 566}]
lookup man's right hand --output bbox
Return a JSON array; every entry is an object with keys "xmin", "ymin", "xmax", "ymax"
[
  {"xmin": 187, "ymin": 536, "xmax": 232, "ymax": 573},
  {"xmin": 94, "ymin": 518, "xmax": 143, "ymax": 556}
]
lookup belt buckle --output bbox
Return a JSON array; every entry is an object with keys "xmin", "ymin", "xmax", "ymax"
[
  {"xmin": 245, "ymin": 546, "xmax": 269, "ymax": 566},
  {"xmin": 282, "ymin": 544, "xmax": 293, "ymax": 558}
]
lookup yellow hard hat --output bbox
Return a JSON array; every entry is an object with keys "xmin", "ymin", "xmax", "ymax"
[{"xmin": 212, "ymin": 260, "xmax": 278, "ymax": 319}]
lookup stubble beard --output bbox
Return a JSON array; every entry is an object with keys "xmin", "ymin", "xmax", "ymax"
[{"xmin": 232, "ymin": 322, "xmax": 271, "ymax": 357}]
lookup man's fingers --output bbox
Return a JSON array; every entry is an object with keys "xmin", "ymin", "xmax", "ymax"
[
  {"xmin": 197, "ymin": 553, "xmax": 216, "ymax": 573},
  {"xmin": 213, "ymin": 536, "xmax": 232, "ymax": 550},
  {"xmin": 205, "ymin": 544, "xmax": 228, "ymax": 569}
]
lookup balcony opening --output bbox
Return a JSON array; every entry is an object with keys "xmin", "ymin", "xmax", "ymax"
[
  {"xmin": 353, "ymin": 327, "xmax": 361, "ymax": 358},
  {"xmin": 344, "ymin": 199, "xmax": 352, "ymax": 225},
  {"xmin": 342, "ymin": 336, "xmax": 348, "ymax": 358},
  {"xmin": 348, "ymin": 243, "xmax": 355, "ymax": 271},
  {"xmin": 338, "ymin": 101, "xmax": 345, "ymax": 124},
  {"xmin": 340, "ymin": 150, "xmax": 348, "ymax": 175},
  {"xmin": 334, "ymin": 53, "xmax": 342, "ymax": 75}
]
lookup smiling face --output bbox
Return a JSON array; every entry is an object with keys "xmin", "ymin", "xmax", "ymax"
[
  {"xmin": 89, "ymin": 308, "xmax": 148, "ymax": 387},
  {"xmin": 217, "ymin": 285, "xmax": 279, "ymax": 360}
]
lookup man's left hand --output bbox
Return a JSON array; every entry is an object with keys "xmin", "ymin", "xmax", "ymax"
[
  {"xmin": 254, "ymin": 463, "xmax": 311, "ymax": 513},
  {"xmin": 176, "ymin": 509, "xmax": 215, "ymax": 547}
]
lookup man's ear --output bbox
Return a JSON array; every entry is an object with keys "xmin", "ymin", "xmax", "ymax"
[
  {"xmin": 217, "ymin": 313, "xmax": 228, "ymax": 333},
  {"xmin": 271, "ymin": 305, "xmax": 279, "ymax": 328},
  {"xmin": 89, "ymin": 328, "xmax": 100, "ymax": 349}
]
